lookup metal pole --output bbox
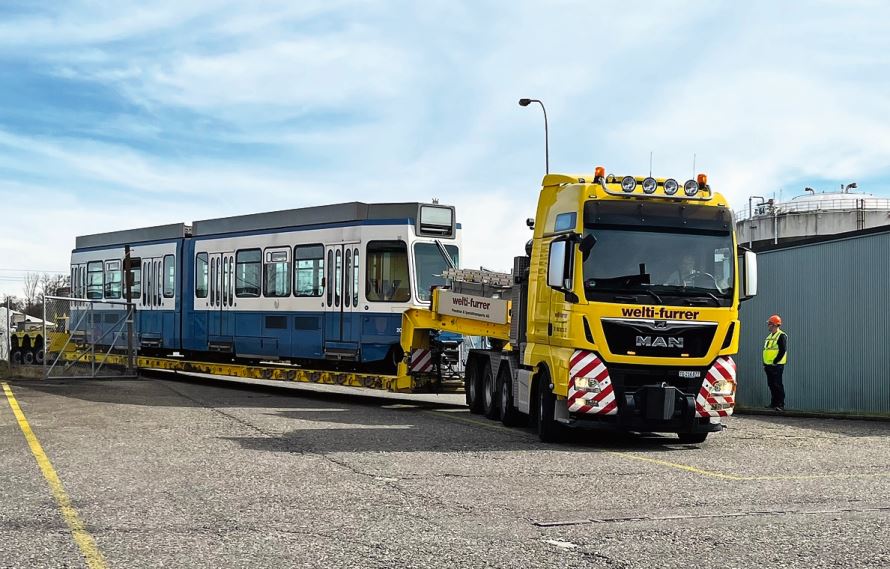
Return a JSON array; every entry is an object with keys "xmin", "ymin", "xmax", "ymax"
[
  {"xmin": 124, "ymin": 246, "xmax": 135, "ymax": 374},
  {"xmin": 42, "ymin": 295, "xmax": 47, "ymax": 379},
  {"xmin": 519, "ymin": 98, "xmax": 549, "ymax": 174},
  {"xmin": 538, "ymin": 101, "xmax": 549, "ymax": 174},
  {"xmin": 5, "ymin": 297, "xmax": 10, "ymax": 376},
  {"xmin": 90, "ymin": 302, "xmax": 95, "ymax": 378}
]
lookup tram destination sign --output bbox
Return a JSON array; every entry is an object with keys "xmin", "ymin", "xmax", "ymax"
[{"xmin": 438, "ymin": 290, "xmax": 509, "ymax": 325}]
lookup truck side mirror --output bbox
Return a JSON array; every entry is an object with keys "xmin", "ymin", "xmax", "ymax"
[
  {"xmin": 738, "ymin": 249, "xmax": 758, "ymax": 301},
  {"xmin": 548, "ymin": 238, "xmax": 578, "ymax": 302}
]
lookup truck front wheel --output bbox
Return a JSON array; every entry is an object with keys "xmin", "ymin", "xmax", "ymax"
[{"xmin": 536, "ymin": 370, "xmax": 562, "ymax": 443}]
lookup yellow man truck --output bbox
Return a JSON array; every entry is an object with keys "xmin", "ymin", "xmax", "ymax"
[{"xmin": 399, "ymin": 168, "xmax": 758, "ymax": 443}]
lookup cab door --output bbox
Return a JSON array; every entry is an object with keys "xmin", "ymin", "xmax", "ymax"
[{"xmin": 323, "ymin": 243, "xmax": 360, "ymax": 360}]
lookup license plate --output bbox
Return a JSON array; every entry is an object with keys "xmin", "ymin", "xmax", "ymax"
[{"xmin": 678, "ymin": 370, "xmax": 700, "ymax": 378}]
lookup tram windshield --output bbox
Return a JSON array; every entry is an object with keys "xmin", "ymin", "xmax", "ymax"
[{"xmin": 414, "ymin": 242, "xmax": 459, "ymax": 302}]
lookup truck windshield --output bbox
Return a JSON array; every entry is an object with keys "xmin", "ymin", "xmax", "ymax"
[
  {"xmin": 582, "ymin": 227, "xmax": 734, "ymax": 307},
  {"xmin": 414, "ymin": 242, "xmax": 459, "ymax": 301}
]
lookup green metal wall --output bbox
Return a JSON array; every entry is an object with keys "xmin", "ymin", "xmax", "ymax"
[{"xmin": 737, "ymin": 231, "xmax": 890, "ymax": 415}]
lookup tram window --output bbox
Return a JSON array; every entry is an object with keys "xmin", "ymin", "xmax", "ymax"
[
  {"xmin": 352, "ymin": 249, "xmax": 359, "ymax": 307},
  {"xmin": 87, "ymin": 261, "xmax": 103, "ymax": 300},
  {"xmin": 129, "ymin": 258, "xmax": 142, "ymax": 300},
  {"xmin": 196, "ymin": 253, "xmax": 209, "ymax": 298},
  {"xmin": 223, "ymin": 257, "xmax": 229, "ymax": 306},
  {"xmin": 228, "ymin": 255, "xmax": 234, "ymax": 306},
  {"xmin": 334, "ymin": 249, "xmax": 342, "ymax": 307},
  {"xmin": 366, "ymin": 241, "xmax": 410, "ymax": 302},
  {"xmin": 414, "ymin": 242, "xmax": 460, "ymax": 302},
  {"xmin": 210, "ymin": 258, "xmax": 216, "ymax": 306},
  {"xmin": 163, "ymin": 255, "xmax": 175, "ymax": 298},
  {"xmin": 235, "ymin": 249, "xmax": 261, "ymax": 298},
  {"xmin": 263, "ymin": 249, "xmax": 290, "ymax": 297},
  {"xmin": 344, "ymin": 249, "xmax": 351, "ymax": 307},
  {"xmin": 294, "ymin": 244, "xmax": 324, "ymax": 297}
]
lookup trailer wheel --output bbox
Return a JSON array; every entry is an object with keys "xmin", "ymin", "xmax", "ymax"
[
  {"xmin": 12, "ymin": 350, "xmax": 23, "ymax": 366},
  {"xmin": 482, "ymin": 364, "xmax": 499, "ymax": 420},
  {"xmin": 536, "ymin": 369, "xmax": 562, "ymax": 443},
  {"xmin": 23, "ymin": 350, "xmax": 35, "ymax": 366},
  {"xmin": 465, "ymin": 357, "xmax": 484, "ymax": 414},
  {"xmin": 35, "ymin": 349, "xmax": 45, "ymax": 365},
  {"xmin": 498, "ymin": 366, "xmax": 522, "ymax": 427},
  {"xmin": 678, "ymin": 432, "xmax": 708, "ymax": 444}
]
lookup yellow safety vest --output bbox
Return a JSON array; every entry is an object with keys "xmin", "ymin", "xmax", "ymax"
[{"xmin": 763, "ymin": 330, "xmax": 787, "ymax": 365}]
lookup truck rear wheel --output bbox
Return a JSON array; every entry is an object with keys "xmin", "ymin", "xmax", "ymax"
[
  {"xmin": 678, "ymin": 432, "xmax": 708, "ymax": 444},
  {"xmin": 35, "ymin": 349, "xmax": 45, "ymax": 364},
  {"xmin": 465, "ymin": 358, "xmax": 484, "ymax": 414},
  {"xmin": 12, "ymin": 350, "xmax": 23, "ymax": 365},
  {"xmin": 23, "ymin": 350, "xmax": 35, "ymax": 365},
  {"xmin": 498, "ymin": 366, "xmax": 522, "ymax": 427},
  {"xmin": 536, "ymin": 370, "xmax": 562, "ymax": 443},
  {"xmin": 482, "ymin": 364, "xmax": 499, "ymax": 420}
]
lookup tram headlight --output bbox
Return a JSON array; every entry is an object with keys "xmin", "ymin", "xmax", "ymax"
[
  {"xmin": 621, "ymin": 176, "xmax": 637, "ymax": 193},
  {"xmin": 663, "ymin": 179, "xmax": 679, "ymax": 195},
  {"xmin": 642, "ymin": 177, "xmax": 657, "ymax": 194}
]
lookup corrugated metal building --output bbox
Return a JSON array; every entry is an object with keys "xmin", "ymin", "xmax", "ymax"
[{"xmin": 737, "ymin": 226, "xmax": 890, "ymax": 416}]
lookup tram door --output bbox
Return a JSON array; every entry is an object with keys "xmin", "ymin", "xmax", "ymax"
[
  {"xmin": 207, "ymin": 252, "xmax": 235, "ymax": 351},
  {"xmin": 323, "ymin": 243, "xmax": 361, "ymax": 360}
]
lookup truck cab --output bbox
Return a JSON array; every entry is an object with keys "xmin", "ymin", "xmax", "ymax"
[{"xmin": 523, "ymin": 169, "xmax": 757, "ymax": 441}]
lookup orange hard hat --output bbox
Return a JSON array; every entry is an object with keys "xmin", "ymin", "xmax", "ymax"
[{"xmin": 767, "ymin": 314, "xmax": 782, "ymax": 326}]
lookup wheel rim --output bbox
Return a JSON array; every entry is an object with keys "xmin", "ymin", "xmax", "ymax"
[
  {"xmin": 501, "ymin": 380, "xmax": 509, "ymax": 412},
  {"xmin": 483, "ymin": 372, "xmax": 492, "ymax": 409}
]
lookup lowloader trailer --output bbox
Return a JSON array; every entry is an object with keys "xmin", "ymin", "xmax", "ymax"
[{"xmin": 398, "ymin": 168, "xmax": 758, "ymax": 443}]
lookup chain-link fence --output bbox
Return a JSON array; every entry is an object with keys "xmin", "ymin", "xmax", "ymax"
[{"xmin": 22, "ymin": 295, "xmax": 138, "ymax": 379}]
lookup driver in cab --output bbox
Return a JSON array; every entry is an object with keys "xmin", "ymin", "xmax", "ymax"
[{"xmin": 665, "ymin": 253, "xmax": 697, "ymax": 286}]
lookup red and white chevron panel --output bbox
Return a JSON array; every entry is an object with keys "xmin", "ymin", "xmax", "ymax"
[
  {"xmin": 567, "ymin": 350, "xmax": 618, "ymax": 416},
  {"xmin": 695, "ymin": 356, "xmax": 737, "ymax": 417},
  {"xmin": 409, "ymin": 349, "xmax": 434, "ymax": 373}
]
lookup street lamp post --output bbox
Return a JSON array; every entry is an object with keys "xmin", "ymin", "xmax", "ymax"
[
  {"xmin": 748, "ymin": 195, "xmax": 766, "ymax": 248},
  {"xmin": 518, "ymin": 98, "xmax": 549, "ymax": 174}
]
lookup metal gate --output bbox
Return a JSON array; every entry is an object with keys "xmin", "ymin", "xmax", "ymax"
[{"xmin": 36, "ymin": 295, "xmax": 137, "ymax": 379}]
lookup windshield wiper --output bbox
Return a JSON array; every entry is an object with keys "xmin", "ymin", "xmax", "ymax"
[
  {"xmin": 434, "ymin": 239, "xmax": 456, "ymax": 269},
  {"xmin": 638, "ymin": 288, "xmax": 663, "ymax": 304}
]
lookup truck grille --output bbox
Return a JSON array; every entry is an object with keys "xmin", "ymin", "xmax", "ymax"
[{"xmin": 601, "ymin": 318, "xmax": 716, "ymax": 358}]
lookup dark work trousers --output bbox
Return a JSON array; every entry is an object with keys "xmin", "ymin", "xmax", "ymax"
[{"xmin": 764, "ymin": 364, "xmax": 785, "ymax": 408}]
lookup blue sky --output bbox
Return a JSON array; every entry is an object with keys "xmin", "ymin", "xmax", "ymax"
[{"xmin": 1, "ymin": 0, "xmax": 889, "ymax": 297}]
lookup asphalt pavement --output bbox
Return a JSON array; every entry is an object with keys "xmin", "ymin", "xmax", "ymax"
[{"xmin": 1, "ymin": 374, "xmax": 888, "ymax": 568}]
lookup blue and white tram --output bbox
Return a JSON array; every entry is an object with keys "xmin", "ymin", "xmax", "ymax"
[
  {"xmin": 70, "ymin": 224, "xmax": 186, "ymax": 351},
  {"xmin": 69, "ymin": 202, "xmax": 460, "ymax": 371}
]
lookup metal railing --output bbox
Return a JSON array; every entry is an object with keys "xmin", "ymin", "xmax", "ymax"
[
  {"xmin": 41, "ymin": 295, "xmax": 137, "ymax": 379},
  {"xmin": 735, "ymin": 197, "xmax": 890, "ymax": 223}
]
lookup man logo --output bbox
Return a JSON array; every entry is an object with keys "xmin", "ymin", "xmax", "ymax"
[{"xmin": 635, "ymin": 336, "xmax": 683, "ymax": 348}]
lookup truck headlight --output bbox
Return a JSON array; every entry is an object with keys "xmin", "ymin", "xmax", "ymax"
[
  {"xmin": 574, "ymin": 376, "xmax": 602, "ymax": 394},
  {"xmin": 663, "ymin": 178, "xmax": 679, "ymax": 195},
  {"xmin": 684, "ymin": 179, "xmax": 699, "ymax": 196},
  {"xmin": 621, "ymin": 176, "xmax": 636, "ymax": 193},
  {"xmin": 642, "ymin": 177, "xmax": 657, "ymax": 194},
  {"xmin": 711, "ymin": 379, "xmax": 735, "ymax": 396}
]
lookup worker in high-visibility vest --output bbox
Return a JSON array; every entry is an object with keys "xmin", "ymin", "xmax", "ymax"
[{"xmin": 763, "ymin": 314, "xmax": 788, "ymax": 411}]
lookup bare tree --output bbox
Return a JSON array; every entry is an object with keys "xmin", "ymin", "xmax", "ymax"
[
  {"xmin": 22, "ymin": 273, "xmax": 40, "ymax": 316},
  {"xmin": 39, "ymin": 273, "xmax": 69, "ymax": 297}
]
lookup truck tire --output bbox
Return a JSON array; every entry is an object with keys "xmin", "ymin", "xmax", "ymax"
[
  {"xmin": 536, "ymin": 370, "xmax": 562, "ymax": 443},
  {"xmin": 482, "ymin": 364, "xmax": 499, "ymax": 420},
  {"xmin": 23, "ymin": 350, "xmax": 35, "ymax": 365},
  {"xmin": 12, "ymin": 350, "xmax": 23, "ymax": 365},
  {"xmin": 35, "ymin": 349, "xmax": 45, "ymax": 365},
  {"xmin": 465, "ymin": 358, "xmax": 484, "ymax": 414},
  {"xmin": 678, "ymin": 432, "xmax": 708, "ymax": 444},
  {"xmin": 498, "ymin": 366, "xmax": 522, "ymax": 427}
]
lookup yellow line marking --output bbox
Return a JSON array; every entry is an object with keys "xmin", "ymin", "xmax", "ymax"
[
  {"xmin": 603, "ymin": 451, "xmax": 747, "ymax": 480},
  {"xmin": 2, "ymin": 382, "xmax": 108, "ymax": 569},
  {"xmin": 427, "ymin": 409, "xmax": 890, "ymax": 481}
]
